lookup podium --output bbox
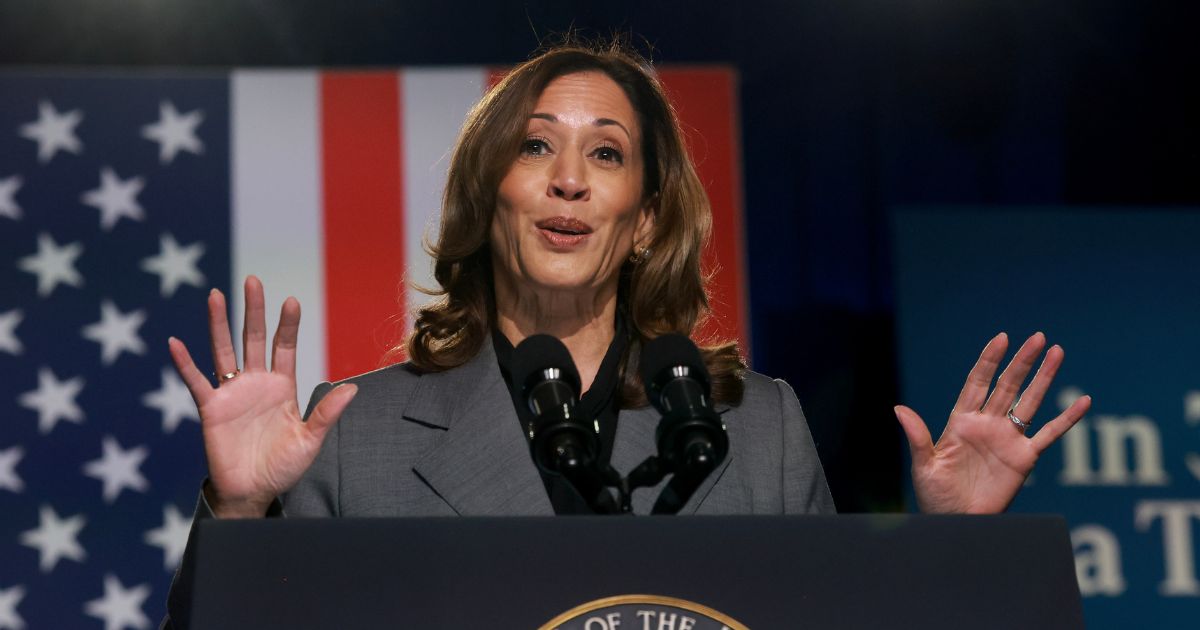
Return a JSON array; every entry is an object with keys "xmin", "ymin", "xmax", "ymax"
[{"xmin": 187, "ymin": 514, "xmax": 1083, "ymax": 629}]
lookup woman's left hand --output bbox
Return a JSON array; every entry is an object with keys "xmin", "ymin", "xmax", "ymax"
[{"xmin": 894, "ymin": 332, "xmax": 1092, "ymax": 514}]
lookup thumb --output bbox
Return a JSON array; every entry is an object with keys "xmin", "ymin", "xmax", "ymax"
[
  {"xmin": 305, "ymin": 383, "xmax": 358, "ymax": 441},
  {"xmin": 894, "ymin": 404, "xmax": 934, "ymax": 468}
]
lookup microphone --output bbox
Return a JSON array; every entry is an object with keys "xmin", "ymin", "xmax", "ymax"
[
  {"xmin": 510, "ymin": 334, "xmax": 598, "ymax": 476},
  {"xmin": 511, "ymin": 334, "xmax": 619, "ymax": 513},
  {"xmin": 639, "ymin": 334, "xmax": 729, "ymax": 480}
]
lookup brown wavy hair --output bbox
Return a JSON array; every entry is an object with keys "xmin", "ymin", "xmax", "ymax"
[{"xmin": 403, "ymin": 40, "xmax": 745, "ymax": 407}]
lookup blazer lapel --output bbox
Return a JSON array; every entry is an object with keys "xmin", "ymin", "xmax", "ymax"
[{"xmin": 408, "ymin": 338, "xmax": 554, "ymax": 516}]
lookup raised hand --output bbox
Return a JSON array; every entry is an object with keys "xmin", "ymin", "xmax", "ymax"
[
  {"xmin": 894, "ymin": 332, "xmax": 1091, "ymax": 514},
  {"xmin": 167, "ymin": 276, "xmax": 358, "ymax": 518}
]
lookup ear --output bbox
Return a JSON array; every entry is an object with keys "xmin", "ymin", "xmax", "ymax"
[{"xmin": 634, "ymin": 194, "xmax": 657, "ymax": 248}]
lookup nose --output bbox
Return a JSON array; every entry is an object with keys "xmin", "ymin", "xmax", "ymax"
[{"xmin": 547, "ymin": 153, "xmax": 589, "ymax": 201}]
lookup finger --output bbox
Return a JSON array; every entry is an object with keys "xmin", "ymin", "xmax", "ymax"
[
  {"xmin": 207, "ymin": 289, "xmax": 239, "ymax": 378},
  {"xmin": 982, "ymin": 332, "xmax": 1047, "ymax": 415},
  {"xmin": 271, "ymin": 297, "xmax": 301, "ymax": 378},
  {"xmin": 242, "ymin": 276, "xmax": 268, "ymax": 372},
  {"xmin": 1010, "ymin": 344, "xmax": 1064, "ymax": 424},
  {"xmin": 894, "ymin": 405, "xmax": 935, "ymax": 469},
  {"xmin": 1031, "ymin": 395, "xmax": 1092, "ymax": 453},
  {"xmin": 304, "ymin": 384, "xmax": 358, "ymax": 442},
  {"xmin": 952, "ymin": 333, "xmax": 1009, "ymax": 413},
  {"xmin": 168, "ymin": 336, "xmax": 214, "ymax": 406}
]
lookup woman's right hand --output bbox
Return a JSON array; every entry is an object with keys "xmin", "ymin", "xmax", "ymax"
[{"xmin": 167, "ymin": 276, "xmax": 358, "ymax": 518}]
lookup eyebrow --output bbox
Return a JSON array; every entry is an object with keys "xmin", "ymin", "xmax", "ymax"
[{"xmin": 529, "ymin": 112, "xmax": 632, "ymax": 142}]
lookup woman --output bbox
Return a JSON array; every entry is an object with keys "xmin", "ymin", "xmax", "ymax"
[{"xmin": 167, "ymin": 43, "xmax": 1089, "ymax": 523}]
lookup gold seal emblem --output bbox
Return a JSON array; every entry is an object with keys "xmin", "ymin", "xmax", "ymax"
[{"xmin": 541, "ymin": 594, "xmax": 749, "ymax": 630}]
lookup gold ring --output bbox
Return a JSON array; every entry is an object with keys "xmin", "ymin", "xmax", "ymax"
[{"xmin": 218, "ymin": 369, "xmax": 240, "ymax": 384}]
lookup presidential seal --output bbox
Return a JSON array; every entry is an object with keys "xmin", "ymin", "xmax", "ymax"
[{"xmin": 541, "ymin": 594, "xmax": 748, "ymax": 630}]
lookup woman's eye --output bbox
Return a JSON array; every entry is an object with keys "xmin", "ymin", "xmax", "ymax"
[
  {"xmin": 521, "ymin": 138, "xmax": 550, "ymax": 156},
  {"xmin": 593, "ymin": 146, "xmax": 624, "ymax": 164}
]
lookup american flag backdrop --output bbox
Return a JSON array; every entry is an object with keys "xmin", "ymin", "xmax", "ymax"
[{"xmin": 0, "ymin": 66, "xmax": 747, "ymax": 627}]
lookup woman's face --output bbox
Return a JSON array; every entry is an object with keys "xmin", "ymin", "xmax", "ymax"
[{"xmin": 491, "ymin": 71, "xmax": 653, "ymax": 299}]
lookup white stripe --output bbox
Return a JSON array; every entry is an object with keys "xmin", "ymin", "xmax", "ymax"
[
  {"xmin": 231, "ymin": 70, "xmax": 326, "ymax": 402},
  {"xmin": 401, "ymin": 68, "xmax": 487, "ymax": 336}
]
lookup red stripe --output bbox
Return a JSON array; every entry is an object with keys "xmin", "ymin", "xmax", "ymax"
[
  {"xmin": 658, "ymin": 68, "xmax": 749, "ymax": 353},
  {"xmin": 320, "ymin": 72, "xmax": 406, "ymax": 380},
  {"xmin": 486, "ymin": 67, "xmax": 508, "ymax": 90}
]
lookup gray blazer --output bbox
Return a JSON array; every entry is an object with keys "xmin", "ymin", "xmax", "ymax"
[
  {"xmin": 284, "ymin": 337, "xmax": 835, "ymax": 517},
  {"xmin": 164, "ymin": 339, "xmax": 834, "ymax": 627}
]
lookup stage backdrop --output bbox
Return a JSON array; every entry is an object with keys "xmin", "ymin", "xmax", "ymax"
[
  {"xmin": 0, "ymin": 67, "xmax": 747, "ymax": 628},
  {"xmin": 893, "ymin": 207, "xmax": 1200, "ymax": 629}
]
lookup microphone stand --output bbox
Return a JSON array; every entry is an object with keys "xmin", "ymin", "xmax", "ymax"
[
  {"xmin": 513, "ymin": 333, "xmax": 725, "ymax": 515},
  {"xmin": 533, "ymin": 426, "xmax": 718, "ymax": 515}
]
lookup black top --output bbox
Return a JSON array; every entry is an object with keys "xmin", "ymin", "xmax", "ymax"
[{"xmin": 492, "ymin": 322, "xmax": 627, "ymax": 514}]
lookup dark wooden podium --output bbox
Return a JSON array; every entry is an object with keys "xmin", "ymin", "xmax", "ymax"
[{"xmin": 187, "ymin": 514, "xmax": 1083, "ymax": 629}]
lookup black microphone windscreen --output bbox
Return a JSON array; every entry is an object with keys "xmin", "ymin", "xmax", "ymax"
[
  {"xmin": 511, "ymin": 334, "xmax": 581, "ymax": 396},
  {"xmin": 639, "ymin": 333, "xmax": 710, "ymax": 391}
]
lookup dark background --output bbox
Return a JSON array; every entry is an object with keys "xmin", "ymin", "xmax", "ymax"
[{"xmin": 4, "ymin": 0, "xmax": 1196, "ymax": 512}]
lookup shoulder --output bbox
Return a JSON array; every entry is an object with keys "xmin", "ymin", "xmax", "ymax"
[
  {"xmin": 720, "ymin": 369, "xmax": 811, "ymax": 447},
  {"xmin": 304, "ymin": 342, "xmax": 501, "ymax": 429},
  {"xmin": 334, "ymin": 361, "xmax": 424, "ymax": 394},
  {"xmin": 731, "ymin": 369, "xmax": 801, "ymax": 415},
  {"xmin": 709, "ymin": 368, "xmax": 834, "ymax": 514},
  {"xmin": 302, "ymin": 361, "xmax": 429, "ymax": 419},
  {"xmin": 719, "ymin": 369, "xmax": 807, "ymax": 447}
]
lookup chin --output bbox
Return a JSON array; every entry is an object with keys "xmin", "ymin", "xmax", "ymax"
[
  {"xmin": 514, "ymin": 250, "xmax": 573, "ymax": 278},
  {"xmin": 521, "ymin": 263, "xmax": 609, "ymax": 294},
  {"xmin": 524, "ymin": 273, "xmax": 599, "ymax": 294}
]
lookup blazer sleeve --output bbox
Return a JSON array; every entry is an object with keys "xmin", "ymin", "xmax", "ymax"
[
  {"xmin": 775, "ymin": 378, "xmax": 838, "ymax": 515},
  {"xmin": 280, "ymin": 381, "xmax": 341, "ymax": 517}
]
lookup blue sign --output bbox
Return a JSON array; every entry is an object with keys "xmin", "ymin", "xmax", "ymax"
[{"xmin": 892, "ymin": 207, "xmax": 1200, "ymax": 628}]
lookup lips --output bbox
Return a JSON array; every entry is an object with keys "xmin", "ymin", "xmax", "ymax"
[
  {"xmin": 536, "ymin": 216, "xmax": 593, "ymax": 235},
  {"xmin": 535, "ymin": 216, "xmax": 593, "ymax": 248}
]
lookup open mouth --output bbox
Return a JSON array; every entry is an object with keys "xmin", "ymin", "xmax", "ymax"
[{"xmin": 535, "ymin": 216, "xmax": 593, "ymax": 236}]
